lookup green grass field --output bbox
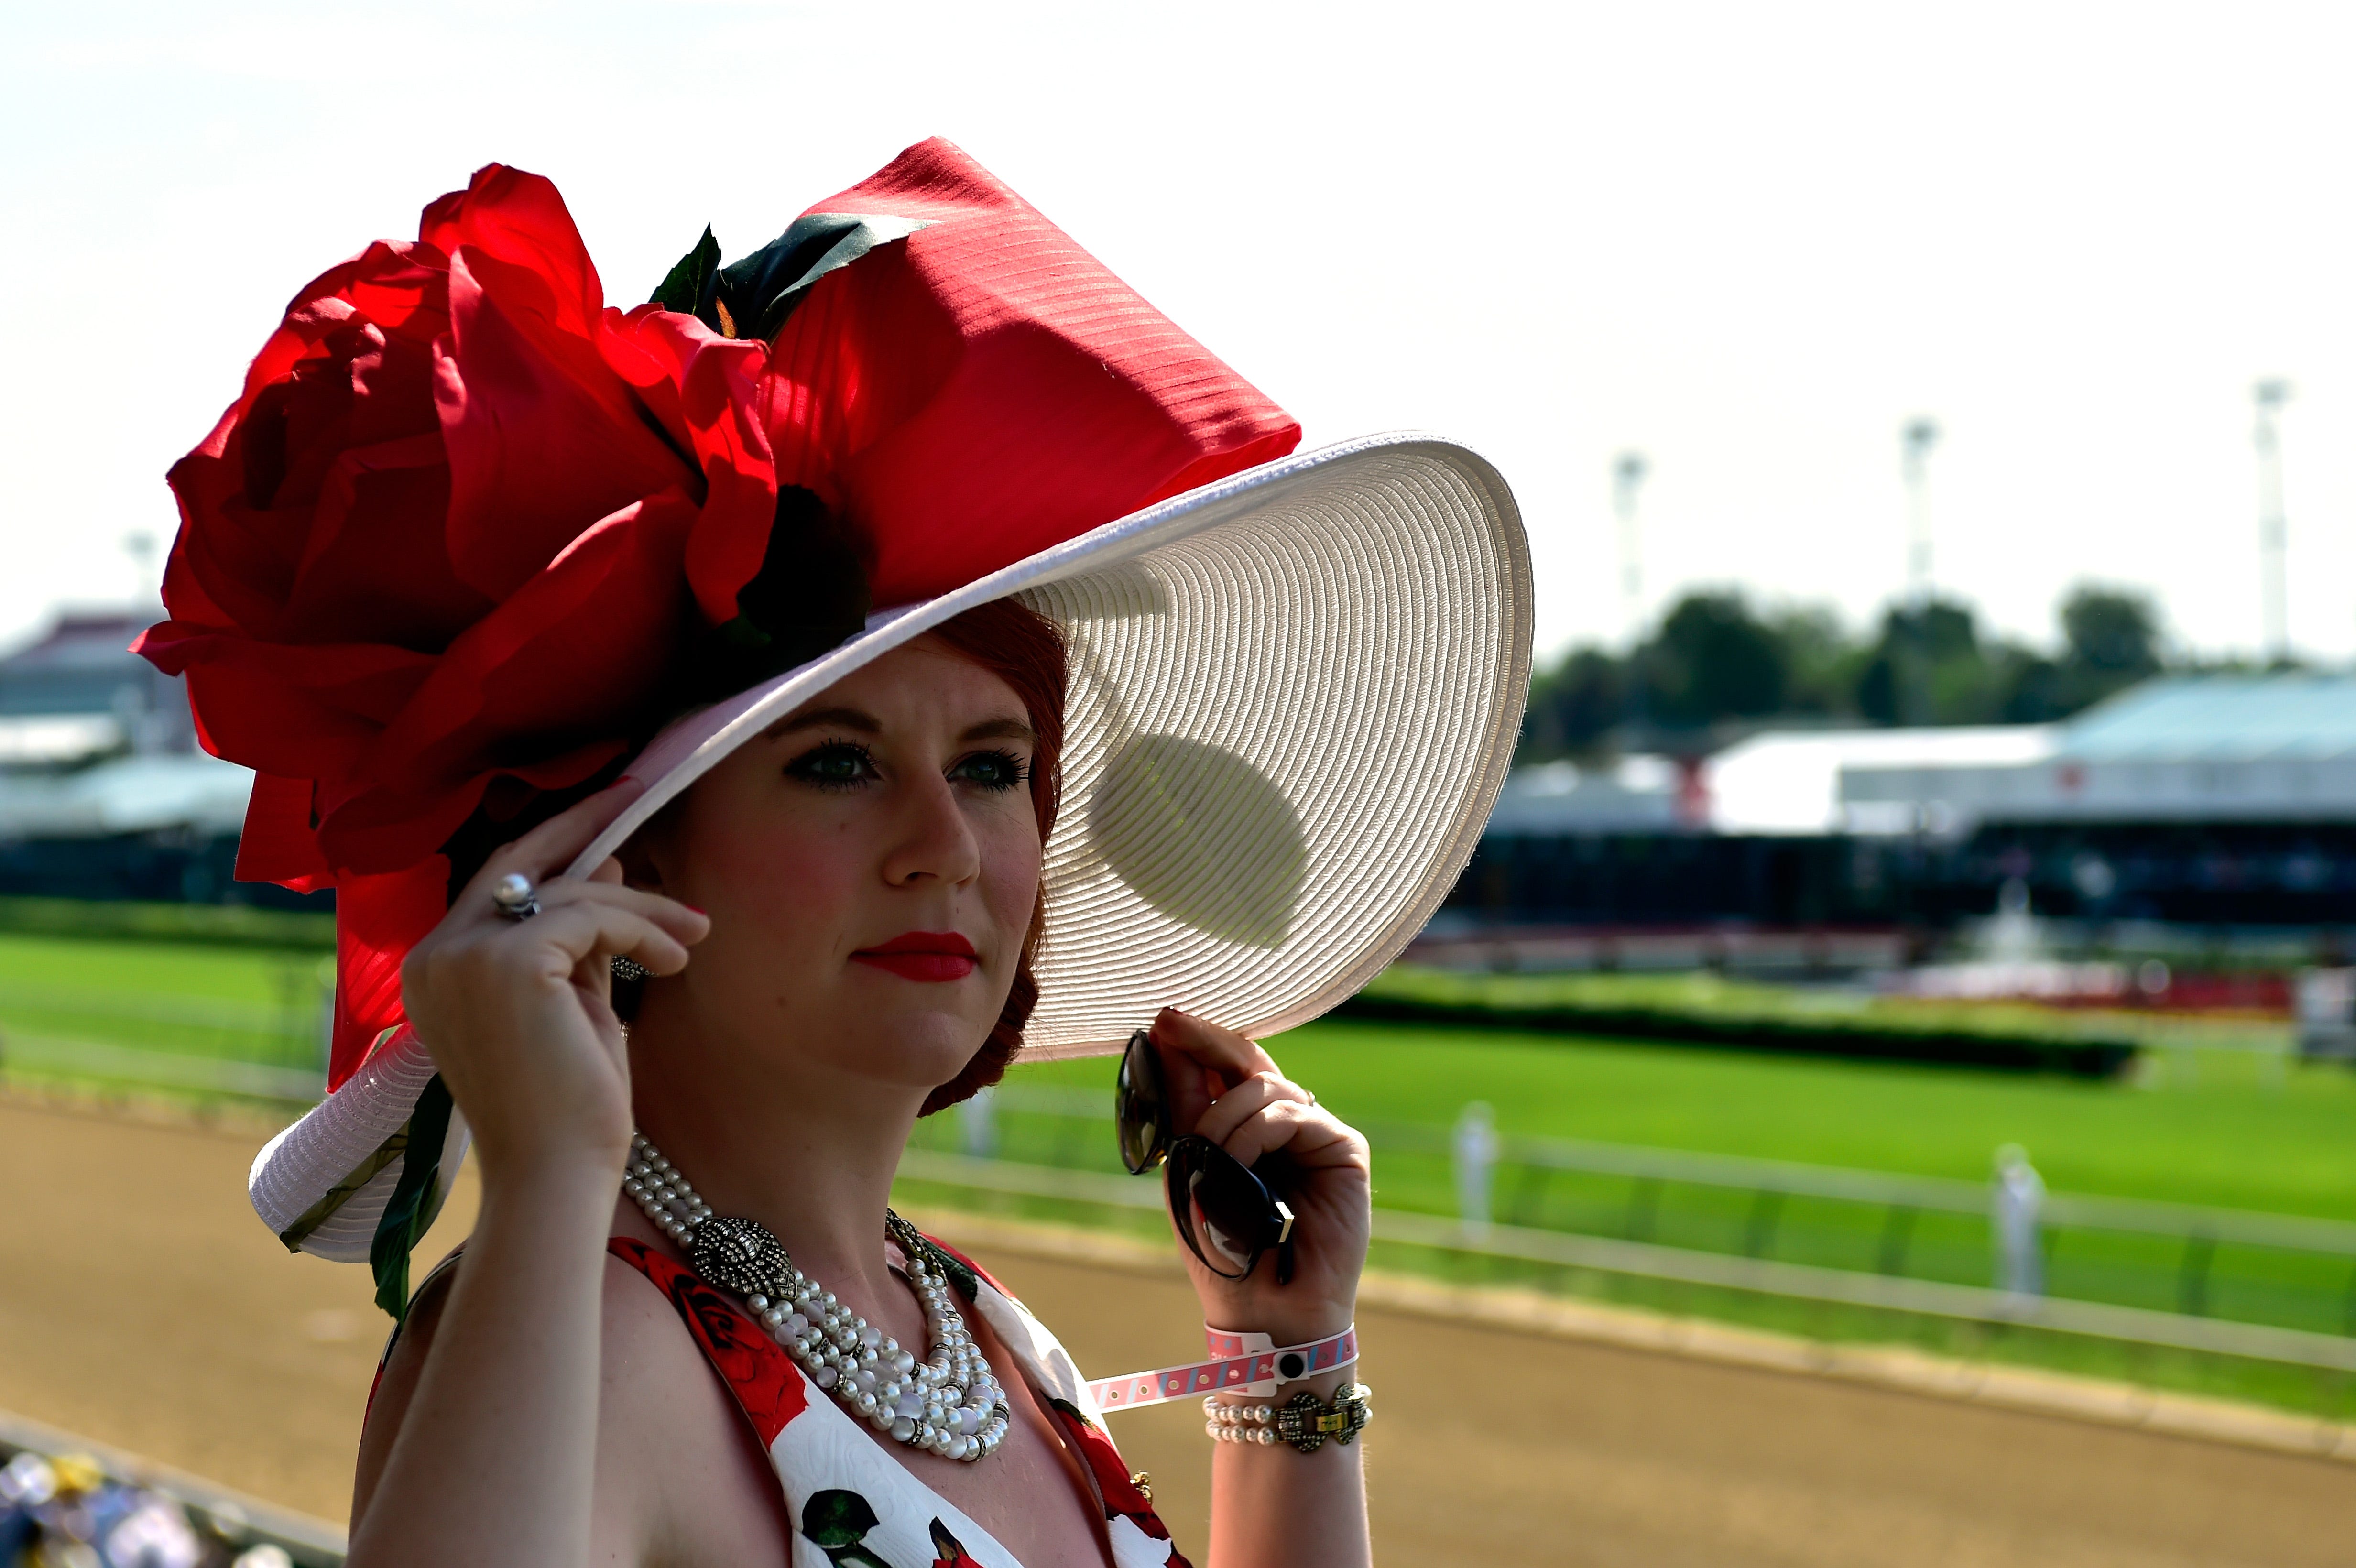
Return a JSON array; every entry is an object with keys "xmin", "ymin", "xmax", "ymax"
[
  {"xmin": 11, "ymin": 927, "xmax": 2345, "ymax": 1218},
  {"xmin": 0, "ymin": 931, "xmax": 332, "ymax": 1085},
  {"xmin": 918, "ymin": 1025, "xmax": 2356, "ymax": 1360},
  {"xmin": 10, "ymin": 926, "xmax": 2355, "ymax": 1416},
  {"xmin": 927, "ymin": 1019, "xmax": 2356, "ymax": 1416},
  {"xmin": 994, "ymin": 1020, "xmax": 2356, "ymax": 1220}
]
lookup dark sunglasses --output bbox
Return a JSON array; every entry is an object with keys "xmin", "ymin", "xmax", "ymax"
[{"xmin": 1116, "ymin": 1029, "xmax": 1297, "ymax": 1283}]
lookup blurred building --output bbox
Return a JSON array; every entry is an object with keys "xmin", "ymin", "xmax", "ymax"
[
  {"xmin": 1842, "ymin": 673, "xmax": 2356, "ymax": 929},
  {"xmin": 1446, "ymin": 673, "xmax": 2356, "ymax": 946},
  {"xmin": 1840, "ymin": 673, "xmax": 2356, "ymax": 831},
  {"xmin": 0, "ymin": 609, "xmax": 192, "ymax": 761},
  {"xmin": 0, "ymin": 608, "xmax": 282, "ymax": 904},
  {"xmin": 1484, "ymin": 756, "xmax": 1688, "ymax": 834}
]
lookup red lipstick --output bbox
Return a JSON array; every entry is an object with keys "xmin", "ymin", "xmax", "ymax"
[{"xmin": 851, "ymin": 930, "xmax": 980, "ymax": 983}]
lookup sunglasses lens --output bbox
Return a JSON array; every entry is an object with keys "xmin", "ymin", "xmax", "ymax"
[
  {"xmin": 1167, "ymin": 1138, "xmax": 1279, "ymax": 1280},
  {"xmin": 1114, "ymin": 1030, "xmax": 1167, "ymax": 1175}
]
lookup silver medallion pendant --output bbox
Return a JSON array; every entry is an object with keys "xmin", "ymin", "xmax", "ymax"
[{"xmin": 691, "ymin": 1214, "xmax": 793, "ymax": 1298}]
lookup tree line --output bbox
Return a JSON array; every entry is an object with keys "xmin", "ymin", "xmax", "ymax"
[{"xmin": 1521, "ymin": 585, "xmax": 2177, "ymax": 760}]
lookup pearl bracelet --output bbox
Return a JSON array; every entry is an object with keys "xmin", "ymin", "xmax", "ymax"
[
  {"xmin": 1202, "ymin": 1383, "xmax": 1373, "ymax": 1454},
  {"xmin": 1204, "ymin": 1397, "xmax": 1282, "ymax": 1445}
]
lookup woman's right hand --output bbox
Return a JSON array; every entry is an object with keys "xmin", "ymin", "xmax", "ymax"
[{"xmin": 401, "ymin": 782, "xmax": 710, "ymax": 1185}]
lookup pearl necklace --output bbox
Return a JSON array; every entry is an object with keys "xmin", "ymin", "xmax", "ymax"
[{"xmin": 622, "ymin": 1133, "xmax": 1011, "ymax": 1462}]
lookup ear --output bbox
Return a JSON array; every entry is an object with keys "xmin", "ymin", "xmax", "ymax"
[{"xmin": 612, "ymin": 819, "xmax": 671, "ymax": 894}]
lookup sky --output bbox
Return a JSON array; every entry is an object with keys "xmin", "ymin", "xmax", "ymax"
[{"xmin": 4, "ymin": 0, "xmax": 2353, "ymax": 668}]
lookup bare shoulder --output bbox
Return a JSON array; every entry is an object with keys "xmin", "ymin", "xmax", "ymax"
[
  {"xmin": 596, "ymin": 1248, "xmax": 794, "ymax": 1563},
  {"xmin": 356, "ymin": 1248, "xmax": 790, "ymax": 1566},
  {"xmin": 351, "ymin": 1257, "xmax": 462, "ymax": 1524}
]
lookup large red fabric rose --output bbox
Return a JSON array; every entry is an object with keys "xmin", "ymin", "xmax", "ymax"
[{"xmin": 136, "ymin": 164, "xmax": 776, "ymax": 1086}]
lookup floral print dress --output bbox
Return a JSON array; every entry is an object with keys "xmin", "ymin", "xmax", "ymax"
[{"xmin": 605, "ymin": 1234, "xmax": 1189, "ymax": 1568}]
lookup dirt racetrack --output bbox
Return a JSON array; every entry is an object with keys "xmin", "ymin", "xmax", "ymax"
[{"xmin": 2, "ymin": 1095, "xmax": 2349, "ymax": 1566}]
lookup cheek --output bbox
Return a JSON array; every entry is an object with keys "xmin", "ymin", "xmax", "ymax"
[
  {"xmin": 978, "ymin": 814, "xmax": 1044, "ymax": 945},
  {"xmin": 679, "ymin": 799, "xmax": 866, "ymax": 957}
]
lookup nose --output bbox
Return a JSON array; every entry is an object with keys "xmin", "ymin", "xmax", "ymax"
[{"xmin": 880, "ymin": 769, "xmax": 982, "ymax": 889}]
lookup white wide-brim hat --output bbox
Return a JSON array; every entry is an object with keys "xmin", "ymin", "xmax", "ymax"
[{"xmin": 251, "ymin": 432, "xmax": 1530, "ymax": 1261}]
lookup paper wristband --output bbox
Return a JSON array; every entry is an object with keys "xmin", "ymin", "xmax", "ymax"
[{"xmin": 1086, "ymin": 1325, "xmax": 1358, "ymax": 1413}]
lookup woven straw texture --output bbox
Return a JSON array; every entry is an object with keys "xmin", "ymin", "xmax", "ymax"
[{"xmin": 1018, "ymin": 443, "xmax": 1528, "ymax": 1055}]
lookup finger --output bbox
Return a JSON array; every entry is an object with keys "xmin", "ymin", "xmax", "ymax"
[
  {"xmin": 530, "ymin": 878, "xmax": 709, "ymax": 946},
  {"xmin": 1160, "ymin": 1047, "xmax": 1222, "ymax": 1137},
  {"xmin": 1192, "ymin": 1070, "xmax": 1310, "ymax": 1147},
  {"xmin": 458, "ymin": 780, "xmax": 649, "ymax": 909},
  {"xmin": 567, "ymin": 859, "xmax": 645, "ymax": 994},
  {"xmin": 1151, "ymin": 1007, "xmax": 1275, "ymax": 1082},
  {"xmin": 502, "ymin": 901, "xmax": 696, "ymax": 979},
  {"xmin": 1218, "ymin": 1099, "xmax": 1368, "ymax": 1172},
  {"xmin": 1151, "ymin": 1008, "xmax": 1277, "ymax": 1132}
]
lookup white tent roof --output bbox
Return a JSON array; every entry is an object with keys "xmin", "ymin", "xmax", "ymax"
[
  {"xmin": 0, "ymin": 752, "xmax": 252, "ymax": 840},
  {"xmin": 1705, "ymin": 726, "xmax": 2058, "ymax": 835}
]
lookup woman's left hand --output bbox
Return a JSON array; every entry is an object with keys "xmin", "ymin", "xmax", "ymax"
[{"xmin": 1148, "ymin": 1008, "xmax": 1370, "ymax": 1343}]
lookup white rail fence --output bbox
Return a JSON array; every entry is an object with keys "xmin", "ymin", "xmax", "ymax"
[
  {"xmin": 912, "ymin": 1084, "xmax": 2356, "ymax": 1377},
  {"xmin": 892, "ymin": 1149, "xmax": 2356, "ymax": 1376}
]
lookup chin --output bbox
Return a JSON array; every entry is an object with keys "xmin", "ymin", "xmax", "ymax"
[{"xmin": 840, "ymin": 1011, "xmax": 996, "ymax": 1094}]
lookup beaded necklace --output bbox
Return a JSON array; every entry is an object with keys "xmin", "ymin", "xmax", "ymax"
[{"xmin": 622, "ymin": 1132, "xmax": 1012, "ymax": 1461}]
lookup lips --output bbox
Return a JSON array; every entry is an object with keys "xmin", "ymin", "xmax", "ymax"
[{"xmin": 851, "ymin": 930, "xmax": 980, "ymax": 983}]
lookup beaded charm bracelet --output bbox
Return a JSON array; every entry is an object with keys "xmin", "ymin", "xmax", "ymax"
[{"xmin": 1203, "ymin": 1383, "xmax": 1373, "ymax": 1454}]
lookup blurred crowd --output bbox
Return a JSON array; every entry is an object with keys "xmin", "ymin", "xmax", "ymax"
[{"xmin": 0, "ymin": 1448, "xmax": 313, "ymax": 1568}]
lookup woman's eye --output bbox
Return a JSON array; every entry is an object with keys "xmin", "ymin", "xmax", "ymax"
[
  {"xmin": 787, "ymin": 740, "xmax": 878, "ymax": 790},
  {"xmin": 951, "ymin": 749, "xmax": 1029, "ymax": 792}
]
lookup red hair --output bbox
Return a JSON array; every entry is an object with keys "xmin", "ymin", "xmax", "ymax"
[{"xmin": 916, "ymin": 597, "xmax": 1067, "ymax": 1113}]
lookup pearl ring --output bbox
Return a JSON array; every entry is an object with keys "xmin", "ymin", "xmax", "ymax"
[{"xmin": 491, "ymin": 871, "xmax": 541, "ymax": 920}]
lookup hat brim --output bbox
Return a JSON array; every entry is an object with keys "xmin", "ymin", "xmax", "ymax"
[{"xmin": 251, "ymin": 432, "xmax": 1529, "ymax": 1257}]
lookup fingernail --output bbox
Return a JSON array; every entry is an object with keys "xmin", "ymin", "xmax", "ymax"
[{"xmin": 685, "ymin": 904, "xmax": 707, "ymax": 915}]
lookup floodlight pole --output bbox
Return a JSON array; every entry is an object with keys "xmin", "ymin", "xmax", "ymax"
[
  {"xmin": 124, "ymin": 531, "xmax": 157, "ymax": 604},
  {"xmin": 1901, "ymin": 418, "xmax": 1940, "ymax": 607},
  {"xmin": 1895, "ymin": 419, "xmax": 1941, "ymax": 727},
  {"xmin": 1613, "ymin": 450, "xmax": 1649, "ymax": 648},
  {"xmin": 2253, "ymin": 379, "xmax": 2292, "ymax": 664}
]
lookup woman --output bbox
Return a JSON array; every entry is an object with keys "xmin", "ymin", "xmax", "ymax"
[{"xmin": 145, "ymin": 140, "xmax": 1529, "ymax": 1567}]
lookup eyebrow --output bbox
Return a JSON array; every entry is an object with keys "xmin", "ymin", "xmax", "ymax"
[
  {"xmin": 765, "ymin": 707, "xmax": 1036, "ymax": 745},
  {"xmin": 769, "ymin": 707, "xmax": 878, "ymax": 738}
]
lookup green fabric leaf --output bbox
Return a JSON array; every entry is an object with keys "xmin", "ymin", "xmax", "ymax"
[
  {"xmin": 369, "ymin": 1074, "xmax": 454, "ymax": 1321},
  {"xmin": 801, "ymin": 1488, "xmax": 881, "ymax": 1548},
  {"xmin": 715, "ymin": 212, "xmax": 929, "ymax": 341},
  {"xmin": 276, "ymin": 1122, "xmax": 410, "ymax": 1252},
  {"xmin": 676, "ymin": 486, "xmax": 871, "ymax": 706},
  {"xmin": 650, "ymin": 225, "xmax": 723, "ymax": 319},
  {"xmin": 714, "ymin": 612, "xmax": 774, "ymax": 653}
]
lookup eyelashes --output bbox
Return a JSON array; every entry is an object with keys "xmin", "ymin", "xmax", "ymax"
[
  {"xmin": 951, "ymin": 748, "xmax": 1030, "ymax": 793},
  {"xmin": 785, "ymin": 739, "xmax": 1029, "ymax": 795},
  {"xmin": 786, "ymin": 739, "xmax": 878, "ymax": 791}
]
